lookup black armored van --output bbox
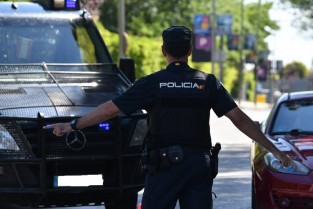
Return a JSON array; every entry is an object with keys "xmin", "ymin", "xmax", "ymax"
[{"xmin": 0, "ymin": 1, "xmax": 148, "ymax": 208}]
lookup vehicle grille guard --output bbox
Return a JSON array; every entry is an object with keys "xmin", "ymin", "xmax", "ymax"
[{"xmin": 0, "ymin": 112, "xmax": 149, "ymax": 195}]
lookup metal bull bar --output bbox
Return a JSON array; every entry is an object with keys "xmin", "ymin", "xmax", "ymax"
[{"xmin": 0, "ymin": 112, "xmax": 149, "ymax": 206}]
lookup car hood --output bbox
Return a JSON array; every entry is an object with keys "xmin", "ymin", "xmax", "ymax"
[
  {"xmin": 269, "ymin": 135, "xmax": 313, "ymax": 169},
  {"xmin": 0, "ymin": 84, "xmax": 122, "ymax": 118}
]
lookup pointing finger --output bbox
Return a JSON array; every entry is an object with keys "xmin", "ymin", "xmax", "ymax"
[
  {"xmin": 288, "ymin": 155, "xmax": 298, "ymax": 169},
  {"xmin": 43, "ymin": 124, "xmax": 56, "ymax": 129}
]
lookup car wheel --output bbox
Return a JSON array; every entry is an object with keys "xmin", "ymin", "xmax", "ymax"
[
  {"xmin": 251, "ymin": 176, "xmax": 257, "ymax": 209},
  {"xmin": 105, "ymin": 192, "xmax": 138, "ymax": 209}
]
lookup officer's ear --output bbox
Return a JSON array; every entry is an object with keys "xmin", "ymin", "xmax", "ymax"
[
  {"xmin": 187, "ymin": 45, "xmax": 192, "ymax": 57},
  {"xmin": 161, "ymin": 45, "xmax": 167, "ymax": 57}
]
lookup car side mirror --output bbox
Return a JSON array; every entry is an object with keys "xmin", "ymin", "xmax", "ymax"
[{"xmin": 119, "ymin": 57, "xmax": 136, "ymax": 83}]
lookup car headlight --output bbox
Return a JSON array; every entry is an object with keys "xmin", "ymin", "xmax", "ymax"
[
  {"xmin": 263, "ymin": 153, "xmax": 310, "ymax": 175},
  {"xmin": 0, "ymin": 125, "xmax": 20, "ymax": 151}
]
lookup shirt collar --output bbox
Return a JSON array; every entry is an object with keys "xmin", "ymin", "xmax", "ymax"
[{"xmin": 166, "ymin": 61, "xmax": 190, "ymax": 72}]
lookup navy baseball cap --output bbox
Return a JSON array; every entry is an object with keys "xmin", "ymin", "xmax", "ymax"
[{"xmin": 162, "ymin": 26, "xmax": 191, "ymax": 45}]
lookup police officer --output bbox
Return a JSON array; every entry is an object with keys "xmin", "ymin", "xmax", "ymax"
[{"xmin": 44, "ymin": 26, "xmax": 294, "ymax": 209}]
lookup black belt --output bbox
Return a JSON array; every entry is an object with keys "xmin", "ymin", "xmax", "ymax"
[{"xmin": 161, "ymin": 144, "xmax": 209, "ymax": 154}]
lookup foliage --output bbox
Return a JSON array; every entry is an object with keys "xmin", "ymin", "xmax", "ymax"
[
  {"xmin": 96, "ymin": 21, "xmax": 165, "ymax": 77},
  {"xmin": 245, "ymin": 2, "xmax": 279, "ymax": 50},
  {"xmin": 99, "ymin": 0, "xmax": 278, "ymax": 44},
  {"xmin": 95, "ymin": 21, "xmax": 238, "ymax": 91},
  {"xmin": 127, "ymin": 35, "xmax": 167, "ymax": 78},
  {"xmin": 95, "ymin": 22, "xmax": 119, "ymax": 61},
  {"xmin": 284, "ymin": 61, "xmax": 309, "ymax": 79},
  {"xmin": 99, "ymin": 0, "xmax": 209, "ymax": 37},
  {"xmin": 243, "ymin": 71, "xmax": 256, "ymax": 101},
  {"xmin": 76, "ymin": 26, "xmax": 97, "ymax": 63},
  {"xmin": 280, "ymin": 0, "xmax": 313, "ymax": 31},
  {"xmin": 97, "ymin": 0, "xmax": 279, "ymax": 99}
]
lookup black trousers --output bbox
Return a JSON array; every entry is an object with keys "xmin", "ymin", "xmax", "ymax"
[{"xmin": 141, "ymin": 152, "xmax": 213, "ymax": 209}]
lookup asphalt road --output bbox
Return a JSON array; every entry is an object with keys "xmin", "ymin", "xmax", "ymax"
[
  {"xmin": 211, "ymin": 144, "xmax": 252, "ymax": 209},
  {"xmin": 8, "ymin": 102, "xmax": 271, "ymax": 209}
]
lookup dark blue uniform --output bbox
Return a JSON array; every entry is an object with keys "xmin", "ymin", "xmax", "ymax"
[{"xmin": 113, "ymin": 61, "xmax": 237, "ymax": 209}]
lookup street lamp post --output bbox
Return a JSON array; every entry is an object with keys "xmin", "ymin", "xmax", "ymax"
[
  {"xmin": 254, "ymin": 0, "xmax": 261, "ymax": 104},
  {"xmin": 118, "ymin": 0, "xmax": 126, "ymax": 59},
  {"xmin": 238, "ymin": 0, "xmax": 244, "ymax": 104},
  {"xmin": 211, "ymin": 0, "xmax": 216, "ymax": 75}
]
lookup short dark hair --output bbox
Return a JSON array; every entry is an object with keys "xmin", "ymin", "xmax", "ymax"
[
  {"xmin": 163, "ymin": 43, "xmax": 191, "ymax": 59},
  {"xmin": 162, "ymin": 26, "xmax": 192, "ymax": 59}
]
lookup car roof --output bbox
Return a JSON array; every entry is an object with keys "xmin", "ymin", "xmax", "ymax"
[
  {"xmin": 0, "ymin": 1, "xmax": 83, "ymax": 19},
  {"xmin": 278, "ymin": 91, "xmax": 313, "ymax": 103}
]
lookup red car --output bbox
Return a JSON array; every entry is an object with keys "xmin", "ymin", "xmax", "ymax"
[{"xmin": 250, "ymin": 91, "xmax": 313, "ymax": 209}]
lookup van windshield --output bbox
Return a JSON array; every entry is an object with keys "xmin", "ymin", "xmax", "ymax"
[{"xmin": 0, "ymin": 17, "xmax": 112, "ymax": 64}]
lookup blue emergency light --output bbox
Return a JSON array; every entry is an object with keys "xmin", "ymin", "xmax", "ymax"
[
  {"xmin": 98, "ymin": 122, "xmax": 110, "ymax": 131},
  {"xmin": 37, "ymin": 0, "xmax": 80, "ymax": 10},
  {"xmin": 65, "ymin": 0, "xmax": 78, "ymax": 9}
]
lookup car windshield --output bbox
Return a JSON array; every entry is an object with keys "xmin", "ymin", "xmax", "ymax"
[
  {"xmin": 271, "ymin": 99, "xmax": 313, "ymax": 134},
  {"xmin": 0, "ymin": 17, "xmax": 111, "ymax": 65}
]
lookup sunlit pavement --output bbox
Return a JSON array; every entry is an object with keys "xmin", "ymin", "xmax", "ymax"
[{"xmin": 211, "ymin": 144, "xmax": 252, "ymax": 209}]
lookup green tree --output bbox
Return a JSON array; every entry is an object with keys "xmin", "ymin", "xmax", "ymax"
[
  {"xmin": 99, "ymin": 0, "xmax": 279, "ymax": 66},
  {"xmin": 100, "ymin": 0, "xmax": 209, "ymax": 37},
  {"xmin": 280, "ymin": 0, "xmax": 313, "ymax": 31},
  {"xmin": 284, "ymin": 61, "xmax": 309, "ymax": 79},
  {"xmin": 216, "ymin": 1, "xmax": 279, "ymax": 98},
  {"xmin": 98, "ymin": 0, "xmax": 279, "ymax": 100}
]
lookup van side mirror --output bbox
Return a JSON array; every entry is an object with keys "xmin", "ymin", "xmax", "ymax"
[{"xmin": 119, "ymin": 57, "xmax": 136, "ymax": 83}]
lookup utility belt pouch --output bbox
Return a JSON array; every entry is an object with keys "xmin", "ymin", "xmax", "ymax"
[{"xmin": 168, "ymin": 145, "xmax": 184, "ymax": 164}]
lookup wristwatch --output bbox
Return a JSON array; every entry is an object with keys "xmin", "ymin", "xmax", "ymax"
[{"xmin": 70, "ymin": 118, "xmax": 79, "ymax": 130}]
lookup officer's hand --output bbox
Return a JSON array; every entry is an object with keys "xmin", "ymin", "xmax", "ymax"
[
  {"xmin": 274, "ymin": 151, "xmax": 297, "ymax": 168},
  {"xmin": 43, "ymin": 123, "xmax": 72, "ymax": 136}
]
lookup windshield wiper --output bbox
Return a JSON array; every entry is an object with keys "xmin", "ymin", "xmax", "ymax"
[
  {"xmin": 271, "ymin": 129, "xmax": 313, "ymax": 135},
  {"xmin": 271, "ymin": 131, "xmax": 289, "ymax": 135},
  {"xmin": 290, "ymin": 129, "xmax": 303, "ymax": 135},
  {"xmin": 288, "ymin": 129, "xmax": 313, "ymax": 136},
  {"xmin": 41, "ymin": 62, "xmax": 75, "ymax": 106}
]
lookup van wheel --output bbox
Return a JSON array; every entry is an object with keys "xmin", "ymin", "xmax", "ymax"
[{"xmin": 105, "ymin": 192, "xmax": 138, "ymax": 209}]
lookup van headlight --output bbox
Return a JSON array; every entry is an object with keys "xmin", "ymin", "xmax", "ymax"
[
  {"xmin": 0, "ymin": 125, "xmax": 20, "ymax": 151},
  {"xmin": 264, "ymin": 153, "xmax": 310, "ymax": 175}
]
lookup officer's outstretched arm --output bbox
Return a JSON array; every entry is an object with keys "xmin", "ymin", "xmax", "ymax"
[
  {"xmin": 43, "ymin": 101, "xmax": 121, "ymax": 136},
  {"xmin": 225, "ymin": 107, "xmax": 295, "ymax": 168}
]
